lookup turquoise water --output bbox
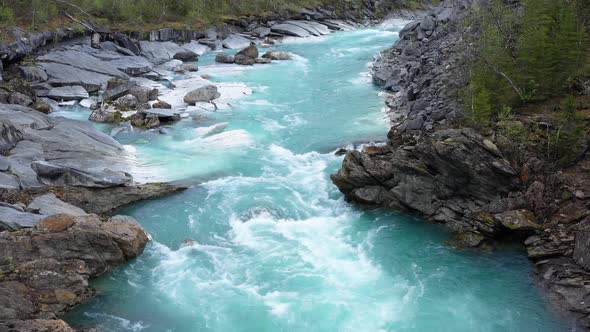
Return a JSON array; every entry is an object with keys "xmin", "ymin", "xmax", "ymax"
[{"xmin": 63, "ymin": 24, "xmax": 567, "ymax": 331}]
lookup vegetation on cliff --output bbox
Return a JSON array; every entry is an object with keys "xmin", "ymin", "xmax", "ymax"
[
  {"xmin": 0, "ymin": 0, "xmax": 431, "ymax": 32},
  {"xmin": 465, "ymin": 0, "xmax": 590, "ymax": 165}
]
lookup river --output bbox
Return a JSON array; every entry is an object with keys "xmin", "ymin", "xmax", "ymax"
[{"xmin": 59, "ymin": 21, "xmax": 566, "ymax": 332}]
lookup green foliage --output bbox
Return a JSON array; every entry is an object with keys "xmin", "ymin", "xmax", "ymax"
[
  {"xmin": 549, "ymin": 95, "xmax": 586, "ymax": 165},
  {"xmin": 0, "ymin": 0, "xmax": 426, "ymax": 29},
  {"xmin": 465, "ymin": 0, "xmax": 590, "ymax": 125}
]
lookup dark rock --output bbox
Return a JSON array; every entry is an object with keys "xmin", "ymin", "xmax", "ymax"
[
  {"xmin": 114, "ymin": 94, "xmax": 139, "ymax": 109},
  {"xmin": 102, "ymin": 78, "xmax": 137, "ymax": 101},
  {"xmin": 574, "ymin": 222, "xmax": 590, "ymax": 271},
  {"xmin": 88, "ymin": 108, "xmax": 117, "ymax": 123},
  {"xmin": 255, "ymin": 58, "xmax": 272, "ymax": 64},
  {"xmin": 31, "ymin": 101, "xmax": 51, "ymax": 114},
  {"xmin": 0, "ymin": 319, "xmax": 75, "ymax": 332},
  {"xmin": 234, "ymin": 54, "xmax": 256, "ymax": 66},
  {"xmin": 113, "ymin": 32, "xmax": 141, "ymax": 55},
  {"xmin": 173, "ymin": 51, "xmax": 198, "ymax": 62},
  {"xmin": 236, "ymin": 45, "xmax": 259, "ymax": 59},
  {"xmin": 215, "ymin": 53, "xmax": 235, "ymax": 64},
  {"xmin": 493, "ymin": 209, "xmax": 540, "ymax": 231}
]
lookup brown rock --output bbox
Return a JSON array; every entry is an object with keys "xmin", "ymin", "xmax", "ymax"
[
  {"xmin": 236, "ymin": 45, "xmax": 259, "ymax": 59},
  {"xmin": 0, "ymin": 319, "xmax": 75, "ymax": 332},
  {"xmin": 36, "ymin": 215, "xmax": 78, "ymax": 232}
]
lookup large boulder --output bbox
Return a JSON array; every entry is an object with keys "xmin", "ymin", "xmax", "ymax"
[
  {"xmin": 0, "ymin": 206, "xmax": 45, "ymax": 231},
  {"xmin": 236, "ymin": 45, "xmax": 259, "ymax": 59},
  {"xmin": 222, "ymin": 34, "xmax": 251, "ymax": 49},
  {"xmin": 114, "ymin": 94, "xmax": 139, "ymax": 109},
  {"xmin": 0, "ymin": 213, "xmax": 150, "ymax": 322},
  {"xmin": 173, "ymin": 51, "xmax": 198, "ymax": 62},
  {"xmin": 215, "ymin": 53, "xmax": 235, "ymax": 64},
  {"xmin": 0, "ymin": 104, "xmax": 134, "ymax": 188},
  {"xmin": 234, "ymin": 54, "xmax": 256, "ymax": 66},
  {"xmin": 183, "ymin": 85, "xmax": 220, "ymax": 104},
  {"xmin": 182, "ymin": 41, "xmax": 210, "ymax": 56}
]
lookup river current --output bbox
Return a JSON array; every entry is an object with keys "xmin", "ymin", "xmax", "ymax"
[{"xmin": 59, "ymin": 22, "xmax": 566, "ymax": 332}]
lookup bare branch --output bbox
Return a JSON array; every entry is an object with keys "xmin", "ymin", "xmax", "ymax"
[{"xmin": 56, "ymin": 0, "xmax": 92, "ymax": 18}]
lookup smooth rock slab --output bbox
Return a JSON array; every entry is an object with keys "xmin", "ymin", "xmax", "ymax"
[
  {"xmin": 222, "ymin": 34, "xmax": 251, "ymax": 49},
  {"xmin": 27, "ymin": 193, "xmax": 87, "ymax": 216},
  {"xmin": 46, "ymin": 86, "xmax": 89, "ymax": 101},
  {"xmin": 108, "ymin": 56, "xmax": 154, "ymax": 76},
  {"xmin": 271, "ymin": 23, "xmax": 311, "ymax": 37},
  {"xmin": 41, "ymin": 62, "xmax": 113, "ymax": 93},
  {"xmin": 38, "ymin": 50, "xmax": 128, "ymax": 79},
  {"xmin": 182, "ymin": 41, "xmax": 210, "ymax": 56},
  {"xmin": 0, "ymin": 206, "xmax": 45, "ymax": 230}
]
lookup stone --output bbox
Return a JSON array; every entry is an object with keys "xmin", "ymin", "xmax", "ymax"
[
  {"xmin": 0, "ymin": 319, "xmax": 75, "ymax": 332},
  {"xmin": 89, "ymin": 108, "xmax": 117, "ymax": 123},
  {"xmin": 574, "ymin": 223, "xmax": 590, "ymax": 271},
  {"xmin": 19, "ymin": 66, "xmax": 47, "ymax": 82},
  {"xmin": 262, "ymin": 51, "xmax": 291, "ymax": 60},
  {"xmin": 27, "ymin": 193, "xmax": 87, "ymax": 217},
  {"xmin": 222, "ymin": 34, "xmax": 251, "ymax": 49},
  {"xmin": 0, "ymin": 206, "xmax": 45, "ymax": 230},
  {"xmin": 173, "ymin": 51, "xmax": 198, "ymax": 62},
  {"xmin": 198, "ymin": 39, "xmax": 223, "ymax": 51},
  {"xmin": 215, "ymin": 53, "xmax": 235, "ymax": 64},
  {"xmin": 46, "ymin": 86, "xmax": 89, "ymax": 101},
  {"xmin": 40, "ymin": 62, "xmax": 112, "ymax": 93},
  {"xmin": 108, "ymin": 56, "xmax": 154, "ymax": 76},
  {"xmin": 182, "ymin": 41, "xmax": 210, "ymax": 56},
  {"xmin": 128, "ymin": 86, "xmax": 158, "ymax": 103},
  {"xmin": 130, "ymin": 112, "xmax": 160, "ymax": 129},
  {"xmin": 255, "ymin": 58, "xmax": 272, "ymax": 64},
  {"xmin": 250, "ymin": 27, "xmax": 271, "ymax": 38},
  {"xmin": 115, "ymin": 94, "xmax": 139, "ymax": 109},
  {"xmin": 139, "ymin": 41, "xmax": 185, "ymax": 63},
  {"xmin": 8, "ymin": 92, "xmax": 33, "ymax": 106},
  {"xmin": 79, "ymin": 98, "xmax": 98, "ymax": 110},
  {"xmin": 152, "ymin": 100, "xmax": 172, "ymax": 109},
  {"xmin": 271, "ymin": 23, "xmax": 311, "ymax": 37},
  {"xmin": 113, "ymin": 32, "xmax": 141, "ymax": 55},
  {"xmin": 184, "ymin": 85, "xmax": 220, "ymax": 104},
  {"xmin": 493, "ymin": 210, "xmax": 540, "ymax": 231},
  {"xmin": 236, "ymin": 45, "xmax": 259, "ymax": 59},
  {"xmin": 101, "ymin": 215, "xmax": 150, "ymax": 259},
  {"xmin": 38, "ymin": 50, "xmax": 128, "ymax": 79},
  {"xmin": 103, "ymin": 78, "xmax": 137, "ymax": 101},
  {"xmin": 174, "ymin": 63, "xmax": 199, "ymax": 73},
  {"xmin": 31, "ymin": 101, "xmax": 51, "ymax": 114},
  {"xmin": 234, "ymin": 54, "xmax": 255, "ymax": 66}
]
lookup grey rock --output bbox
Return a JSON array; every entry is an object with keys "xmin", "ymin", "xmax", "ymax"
[
  {"xmin": 222, "ymin": 34, "xmax": 251, "ymax": 49},
  {"xmin": 115, "ymin": 94, "xmax": 139, "ymax": 109},
  {"xmin": 46, "ymin": 86, "xmax": 88, "ymax": 101},
  {"xmin": 27, "ymin": 193, "xmax": 87, "ymax": 216},
  {"xmin": 271, "ymin": 23, "xmax": 311, "ymax": 37},
  {"xmin": 183, "ymin": 85, "xmax": 220, "ymax": 104},
  {"xmin": 0, "ymin": 104, "xmax": 133, "ymax": 188},
  {"xmin": 19, "ymin": 66, "xmax": 48, "ymax": 82},
  {"xmin": 0, "ymin": 206, "xmax": 45, "ymax": 230},
  {"xmin": 250, "ymin": 27, "xmax": 271, "ymax": 38},
  {"xmin": 262, "ymin": 51, "xmax": 292, "ymax": 60},
  {"xmin": 38, "ymin": 50, "xmax": 128, "ymax": 79},
  {"xmin": 198, "ymin": 39, "xmax": 223, "ymax": 51},
  {"xmin": 182, "ymin": 41, "xmax": 210, "ymax": 56},
  {"xmin": 173, "ymin": 51, "xmax": 198, "ymax": 62},
  {"xmin": 215, "ymin": 53, "xmax": 235, "ymax": 64},
  {"xmin": 8, "ymin": 92, "xmax": 33, "ymax": 107},
  {"xmin": 108, "ymin": 56, "xmax": 153, "ymax": 76},
  {"xmin": 41, "ymin": 62, "xmax": 113, "ymax": 93}
]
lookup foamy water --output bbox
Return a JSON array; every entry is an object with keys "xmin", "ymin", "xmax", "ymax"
[{"xmin": 62, "ymin": 24, "xmax": 567, "ymax": 332}]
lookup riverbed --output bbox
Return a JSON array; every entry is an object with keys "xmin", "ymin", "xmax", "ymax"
[{"xmin": 59, "ymin": 22, "xmax": 566, "ymax": 332}]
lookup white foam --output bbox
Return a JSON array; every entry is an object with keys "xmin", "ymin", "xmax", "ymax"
[
  {"xmin": 83, "ymin": 312, "xmax": 149, "ymax": 331},
  {"xmin": 200, "ymin": 129, "xmax": 254, "ymax": 149}
]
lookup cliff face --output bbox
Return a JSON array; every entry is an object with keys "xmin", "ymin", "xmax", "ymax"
[{"xmin": 332, "ymin": 0, "xmax": 590, "ymax": 328}]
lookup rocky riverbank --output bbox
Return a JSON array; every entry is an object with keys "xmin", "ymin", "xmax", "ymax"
[{"xmin": 332, "ymin": 0, "xmax": 590, "ymax": 329}]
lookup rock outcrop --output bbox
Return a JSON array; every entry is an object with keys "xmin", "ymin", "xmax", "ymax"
[
  {"xmin": 332, "ymin": 0, "xmax": 590, "ymax": 329},
  {"xmin": 0, "ymin": 213, "xmax": 150, "ymax": 326},
  {"xmin": 0, "ymin": 104, "xmax": 134, "ymax": 189}
]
